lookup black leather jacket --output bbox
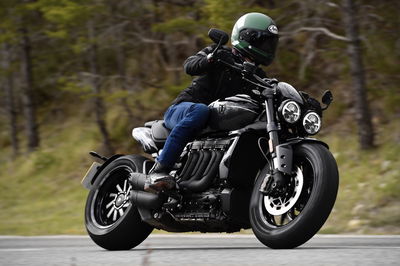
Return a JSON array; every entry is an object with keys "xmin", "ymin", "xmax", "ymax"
[{"xmin": 172, "ymin": 45, "xmax": 267, "ymax": 105}]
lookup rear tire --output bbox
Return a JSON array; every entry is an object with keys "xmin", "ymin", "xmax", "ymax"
[
  {"xmin": 85, "ymin": 155, "xmax": 153, "ymax": 250},
  {"xmin": 249, "ymin": 143, "xmax": 339, "ymax": 249}
]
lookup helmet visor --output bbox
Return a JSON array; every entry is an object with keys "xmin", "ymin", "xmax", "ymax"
[{"xmin": 243, "ymin": 29, "xmax": 279, "ymax": 55}]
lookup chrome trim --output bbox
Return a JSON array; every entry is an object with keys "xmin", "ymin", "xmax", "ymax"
[{"xmin": 219, "ymin": 136, "xmax": 240, "ymax": 179}]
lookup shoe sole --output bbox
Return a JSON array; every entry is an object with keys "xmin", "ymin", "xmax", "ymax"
[{"xmin": 145, "ymin": 181, "xmax": 175, "ymax": 194}]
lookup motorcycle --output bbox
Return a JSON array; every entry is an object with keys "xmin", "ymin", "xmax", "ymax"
[{"xmin": 81, "ymin": 29, "xmax": 339, "ymax": 250}]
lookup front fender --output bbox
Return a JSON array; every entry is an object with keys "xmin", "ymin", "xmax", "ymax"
[{"xmin": 275, "ymin": 138, "xmax": 329, "ymax": 174}]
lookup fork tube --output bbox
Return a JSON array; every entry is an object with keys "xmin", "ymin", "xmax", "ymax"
[{"xmin": 265, "ymin": 99, "xmax": 279, "ymax": 155}]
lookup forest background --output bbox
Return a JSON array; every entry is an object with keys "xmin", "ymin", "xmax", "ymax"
[{"xmin": 0, "ymin": 0, "xmax": 399, "ymax": 235}]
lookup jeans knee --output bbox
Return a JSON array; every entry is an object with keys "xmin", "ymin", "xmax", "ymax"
[
  {"xmin": 195, "ymin": 103, "xmax": 209, "ymax": 115},
  {"xmin": 192, "ymin": 104, "xmax": 210, "ymax": 126}
]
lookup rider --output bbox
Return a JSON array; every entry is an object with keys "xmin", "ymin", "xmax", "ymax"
[{"xmin": 144, "ymin": 12, "xmax": 279, "ymax": 193}]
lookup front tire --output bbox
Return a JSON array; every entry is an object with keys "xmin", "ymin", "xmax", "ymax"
[
  {"xmin": 85, "ymin": 155, "xmax": 153, "ymax": 250},
  {"xmin": 250, "ymin": 143, "xmax": 339, "ymax": 249}
]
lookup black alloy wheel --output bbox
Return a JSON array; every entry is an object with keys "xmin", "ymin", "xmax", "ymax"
[
  {"xmin": 85, "ymin": 155, "xmax": 153, "ymax": 250},
  {"xmin": 249, "ymin": 143, "xmax": 339, "ymax": 249},
  {"xmin": 91, "ymin": 166, "xmax": 133, "ymax": 228}
]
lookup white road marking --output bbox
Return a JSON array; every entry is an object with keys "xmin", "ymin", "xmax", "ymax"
[{"xmin": 0, "ymin": 248, "xmax": 43, "ymax": 252}]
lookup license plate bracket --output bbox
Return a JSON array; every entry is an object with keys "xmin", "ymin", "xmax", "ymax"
[{"xmin": 81, "ymin": 162, "xmax": 102, "ymax": 190}]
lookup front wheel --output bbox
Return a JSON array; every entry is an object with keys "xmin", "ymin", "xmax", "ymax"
[
  {"xmin": 250, "ymin": 143, "xmax": 339, "ymax": 249},
  {"xmin": 85, "ymin": 155, "xmax": 153, "ymax": 250}
]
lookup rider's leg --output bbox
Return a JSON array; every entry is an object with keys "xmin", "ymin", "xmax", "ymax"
[{"xmin": 145, "ymin": 102, "xmax": 210, "ymax": 192}]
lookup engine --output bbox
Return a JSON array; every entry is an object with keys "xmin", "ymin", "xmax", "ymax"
[{"xmin": 176, "ymin": 138, "xmax": 232, "ymax": 192}]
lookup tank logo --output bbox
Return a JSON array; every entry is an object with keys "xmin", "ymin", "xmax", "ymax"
[
  {"xmin": 268, "ymin": 25, "xmax": 278, "ymax": 35},
  {"xmin": 218, "ymin": 105, "xmax": 225, "ymax": 114}
]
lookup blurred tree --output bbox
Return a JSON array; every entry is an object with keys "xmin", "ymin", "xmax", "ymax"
[
  {"xmin": 273, "ymin": 0, "xmax": 375, "ymax": 149},
  {"xmin": 0, "ymin": 1, "xmax": 20, "ymax": 156},
  {"xmin": 342, "ymin": 0, "xmax": 374, "ymax": 149},
  {"xmin": 19, "ymin": 24, "xmax": 40, "ymax": 151},
  {"xmin": 34, "ymin": 0, "xmax": 115, "ymax": 154},
  {"xmin": 87, "ymin": 19, "xmax": 114, "ymax": 155},
  {"xmin": 0, "ymin": 0, "xmax": 42, "ymax": 152},
  {"xmin": 1, "ymin": 42, "xmax": 19, "ymax": 157}
]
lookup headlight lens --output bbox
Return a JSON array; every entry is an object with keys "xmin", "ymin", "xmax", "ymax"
[
  {"xmin": 281, "ymin": 101, "xmax": 301, "ymax": 123},
  {"xmin": 303, "ymin": 112, "xmax": 321, "ymax": 135}
]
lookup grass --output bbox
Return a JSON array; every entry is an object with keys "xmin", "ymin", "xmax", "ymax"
[
  {"xmin": 0, "ymin": 116, "xmax": 96, "ymax": 235},
  {"xmin": 0, "ymin": 106, "xmax": 399, "ymax": 235},
  {"xmin": 319, "ymin": 121, "xmax": 400, "ymax": 234}
]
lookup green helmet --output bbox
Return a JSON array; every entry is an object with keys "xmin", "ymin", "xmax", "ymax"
[{"xmin": 231, "ymin": 12, "xmax": 279, "ymax": 66}]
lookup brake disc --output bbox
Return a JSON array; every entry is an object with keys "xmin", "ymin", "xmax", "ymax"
[{"xmin": 263, "ymin": 167, "xmax": 304, "ymax": 216}]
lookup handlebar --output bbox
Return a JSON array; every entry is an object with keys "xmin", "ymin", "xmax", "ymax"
[{"xmin": 216, "ymin": 59, "xmax": 277, "ymax": 92}]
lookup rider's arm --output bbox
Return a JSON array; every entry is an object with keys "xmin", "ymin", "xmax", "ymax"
[{"xmin": 183, "ymin": 45, "xmax": 215, "ymax": 76}]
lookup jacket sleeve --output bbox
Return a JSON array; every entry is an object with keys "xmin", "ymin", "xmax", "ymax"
[{"xmin": 183, "ymin": 45, "xmax": 215, "ymax": 76}]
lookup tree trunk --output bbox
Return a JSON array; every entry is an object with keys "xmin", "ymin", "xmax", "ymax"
[
  {"xmin": 342, "ymin": 0, "xmax": 374, "ymax": 149},
  {"xmin": 20, "ymin": 27, "xmax": 40, "ymax": 152},
  {"xmin": 114, "ymin": 27, "xmax": 135, "ymax": 121},
  {"xmin": 1, "ymin": 43, "xmax": 19, "ymax": 157},
  {"xmin": 87, "ymin": 21, "xmax": 114, "ymax": 155}
]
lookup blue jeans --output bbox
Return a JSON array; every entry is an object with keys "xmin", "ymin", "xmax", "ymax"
[{"xmin": 157, "ymin": 102, "xmax": 210, "ymax": 168}]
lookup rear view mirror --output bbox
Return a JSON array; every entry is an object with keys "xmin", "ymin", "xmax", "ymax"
[
  {"xmin": 208, "ymin": 28, "xmax": 229, "ymax": 45},
  {"xmin": 321, "ymin": 90, "xmax": 333, "ymax": 110}
]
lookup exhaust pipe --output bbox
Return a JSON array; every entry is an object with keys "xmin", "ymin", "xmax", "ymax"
[
  {"xmin": 130, "ymin": 172, "xmax": 147, "ymax": 191},
  {"xmin": 131, "ymin": 190, "xmax": 165, "ymax": 209},
  {"xmin": 129, "ymin": 172, "xmax": 165, "ymax": 209}
]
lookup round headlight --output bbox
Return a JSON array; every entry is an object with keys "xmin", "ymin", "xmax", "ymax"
[
  {"xmin": 303, "ymin": 112, "xmax": 321, "ymax": 135},
  {"xmin": 281, "ymin": 101, "xmax": 301, "ymax": 123}
]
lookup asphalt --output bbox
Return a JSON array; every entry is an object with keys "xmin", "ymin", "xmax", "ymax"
[{"xmin": 0, "ymin": 234, "xmax": 399, "ymax": 266}]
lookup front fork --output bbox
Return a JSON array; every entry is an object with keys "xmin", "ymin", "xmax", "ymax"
[{"xmin": 261, "ymin": 92, "xmax": 293, "ymax": 196}]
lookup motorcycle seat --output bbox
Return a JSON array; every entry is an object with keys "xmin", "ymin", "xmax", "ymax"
[{"xmin": 150, "ymin": 120, "xmax": 170, "ymax": 148}]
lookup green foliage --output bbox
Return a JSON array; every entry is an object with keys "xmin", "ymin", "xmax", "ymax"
[
  {"xmin": 203, "ymin": 0, "xmax": 244, "ymax": 31},
  {"xmin": 152, "ymin": 17, "xmax": 199, "ymax": 34},
  {"xmin": 31, "ymin": 0, "xmax": 98, "ymax": 26},
  {"xmin": 58, "ymin": 78, "xmax": 92, "ymax": 95}
]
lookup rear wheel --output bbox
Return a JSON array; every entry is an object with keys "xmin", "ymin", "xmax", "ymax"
[
  {"xmin": 249, "ymin": 143, "xmax": 339, "ymax": 249},
  {"xmin": 85, "ymin": 155, "xmax": 153, "ymax": 250}
]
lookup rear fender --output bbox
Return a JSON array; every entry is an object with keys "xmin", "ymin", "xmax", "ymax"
[
  {"xmin": 81, "ymin": 154, "xmax": 124, "ymax": 190},
  {"xmin": 275, "ymin": 138, "xmax": 329, "ymax": 174}
]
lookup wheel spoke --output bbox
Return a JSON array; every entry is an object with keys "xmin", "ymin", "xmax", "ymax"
[
  {"xmin": 119, "ymin": 208, "xmax": 124, "ymax": 217},
  {"xmin": 116, "ymin": 184, "xmax": 123, "ymax": 192},
  {"xmin": 123, "ymin": 180, "xmax": 127, "ymax": 192},
  {"xmin": 265, "ymin": 210, "xmax": 277, "ymax": 226},
  {"xmin": 107, "ymin": 206, "xmax": 115, "ymax": 218},
  {"xmin": 105, "ymin": 199, "xmax": 114, "ymax": 209},
  {"xmin": 109, "ymin": 193, "xmax": 117, "ymax": 198},
  {"xmin": 280, "ymin": 213, "xmax": 287, "ymax": 225},
  {"xmin": 112, "ymin": 209, "xmax": 117, "ymax": 221},
  {"xmin": 287, "ymin": 208, "xmax": 295, "ymax": 220},
  {"xmin": 126, "ymin": 185, "xmax": 132, "ymax": 196}
]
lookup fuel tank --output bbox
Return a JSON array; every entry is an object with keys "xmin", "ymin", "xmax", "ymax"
[{"xmin": 207, "ymin": 94, "xmax": 261, "ymax": 131}]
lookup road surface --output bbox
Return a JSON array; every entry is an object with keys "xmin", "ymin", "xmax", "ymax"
[{"xmin": 0, "ymin": 234, "xmax": 399, "ymax": 265}]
